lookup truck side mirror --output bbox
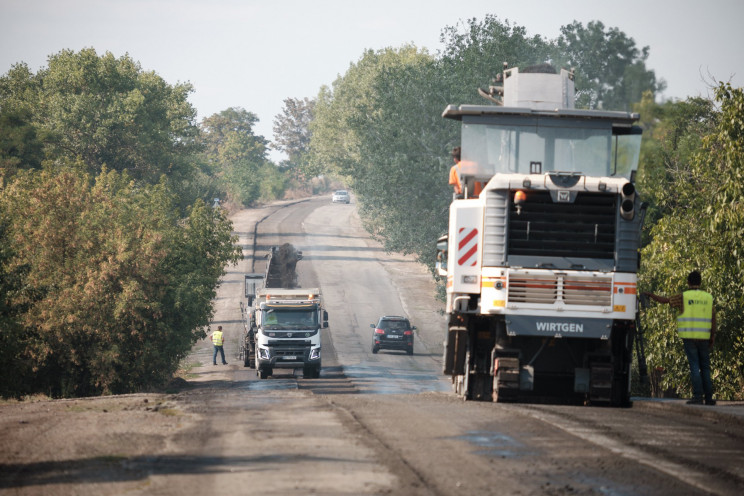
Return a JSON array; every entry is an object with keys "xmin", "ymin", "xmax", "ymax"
[{"xmin": 436, "ymin": 235, "xmax": 448, "ymax": 277}]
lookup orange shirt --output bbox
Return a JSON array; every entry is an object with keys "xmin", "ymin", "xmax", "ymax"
[
  {"xmin": 449, "ymin": 163, "xmax": 462, "ymax": 194},
  {"xmin": 449, "ymin": 162, "xmax": 484, "ymax": 197}
]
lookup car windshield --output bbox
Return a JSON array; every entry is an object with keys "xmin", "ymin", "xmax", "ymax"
[
  {"xmin": 380, "ymin": 320, "xmax": 409, "ymax": 331},
  {"xmin": 263, "ymin": 307, "xmax": 318, "ymax": 330}
]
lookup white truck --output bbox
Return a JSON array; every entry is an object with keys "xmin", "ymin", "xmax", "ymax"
[
  {"xmin": 241, "ymin": 244, "xmax": 328, "ymax": 379},
  {"xmin": 250, "ymin": 287, "xmax": 326, "ymax": 379},
  {"xmin": 438, "ymin": 64, "xmax": 647, "ymax": 406}
]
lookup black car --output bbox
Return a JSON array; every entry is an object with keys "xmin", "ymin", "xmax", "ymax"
[{"xmin": 371, "ymin": 316, "xmax": 416, "ymax": 355}]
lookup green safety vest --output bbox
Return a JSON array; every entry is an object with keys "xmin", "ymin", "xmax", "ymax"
[
  {"xmin": 213, "ymin": 330, "xmax": 224, "ymax": 346},
  {"xmin": 676, "ymin": 290, "xmax": 713, "ymax": 339}
]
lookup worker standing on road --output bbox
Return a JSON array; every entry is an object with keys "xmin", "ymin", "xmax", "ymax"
[
  {"xmin": 211, "ymin": 325, "xmax": 228, "ymax": 366},
  {"xmin": 644, "ymin": 270, "xmax": 716, "ymax": 405}
]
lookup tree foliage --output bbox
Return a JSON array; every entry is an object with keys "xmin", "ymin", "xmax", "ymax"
[
  {"xmin": 0, "ymin": 49, "xmax": 200, "ymax": 187},
  {"xmin": 0, "ymin": 167, "xmax": 241, "ymax": 397},
  {"xmin": 640, "ymin": 84, "xmax": 744, "ymax": 400},
  {"xmin": 272, "ymin": 97, "xmax": 315, "ymax": 165},
  {"xmin": 554, "ymin": 21, "xmax": 665, "ymax": 110},
  {"xmin": 0, "ymin": 49, "xmax": 244, "ymax": 398},
  {"xmin": 199, "ymin": 107, "xmax": 281, "ymax": 206},
  {"xmin": 307, "ymin": 16, "xmax": 659, "ymax": 267}
]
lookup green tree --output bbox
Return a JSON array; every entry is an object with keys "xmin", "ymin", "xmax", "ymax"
[
  {"xmin": 0, "ymin": 206, "xmax": 37, "ymax": 397},
  {"xmin": 640, "ymin": 83, "xmax": 744, "ymax": 400},
  {"xmin": 0, "ymin": 107, "xmax": 43, "ymax": 181},
  {"xmin": 308, "ymin": 17, "xmax": 557, "ymax": 265},
  {"xmin": 438, "ymin": 15, "xmax": 552, "ymax": 103},
  {"xmin": 0, "ymin": 49, "xmax": 200, "ymax": 186},
  {"xmin": 554, "ymin": 21, "xmax": 665, "ymax": 110},
  {"xmin": 634, "ymin": 91, "xmax": 716, "ymax": 240},
  {"xmin": 199, "ymin": 107, "xmax": 271, "ymax": 205},
  {"xmin": 309, "ymin": 45, "xmax": 448, "ymax": 260},
  {"xmin": 272, "ymin": 97, "xmax": 315, "ymax": 166},
  {"xmin": 0, "ymin": 167, "xmax": 241, "ymax": 397}
]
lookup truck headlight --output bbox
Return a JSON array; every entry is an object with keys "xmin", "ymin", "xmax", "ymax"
[
  {"xmin": 258, "ymin": 348, "xmax": 271, "ymax": 360},
  {"xmin": 310, "ymin": 348, "xmax": 320, "ymax": 360}
]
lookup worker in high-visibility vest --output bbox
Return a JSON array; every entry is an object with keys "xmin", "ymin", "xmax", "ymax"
[
  {"xmin": 645, "ymin": 270, "xmax": 716, "ymax": 405},
  {"xmin": 211, "ymin": 325, "xmax": 228, "ymax": 366}
]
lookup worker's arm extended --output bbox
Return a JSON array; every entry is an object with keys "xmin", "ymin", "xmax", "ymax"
[{"xmin": 644, "ymin": 292, "xmax": 669, "ymax": 304}]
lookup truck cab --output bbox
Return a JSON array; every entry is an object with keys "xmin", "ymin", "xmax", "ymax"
[{"xmin": 253, "ymin": 289, "xmax": 327, "ymax": 379}]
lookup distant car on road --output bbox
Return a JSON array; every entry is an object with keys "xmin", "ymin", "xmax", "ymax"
[
  {"xmin": 371, "ymin": 316, "xmax": 416, "ymax": 355},
  {"xmin": 331, "ymin": 190, "xmax": 350, "ymax": 204}
]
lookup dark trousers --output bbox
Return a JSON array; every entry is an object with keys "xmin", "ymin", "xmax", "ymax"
[
  {"xmin": 682, "ymin": 339, "xmax": 713, "ymax": 401},
  {"xmin": 213, "ymin": 345, "xmax": 226, "ymax": 365}
]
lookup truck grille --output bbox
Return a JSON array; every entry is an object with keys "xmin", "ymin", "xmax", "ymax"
[
  {"xmin": 508, "ymin": 273, "xmax": 612, "ymax": 306},
  {"xmin": 508, "ymin": 191, "xmax": 616, "ymax": 259},
  {"xmin": 267, "ymin": 340, "xmax": 311, "ymax": 357}
]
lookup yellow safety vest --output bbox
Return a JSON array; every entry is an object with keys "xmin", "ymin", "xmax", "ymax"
[
  {"xmin": 213, "ymin": 330, "xmax": 224, "ymax": 346},
  {"xmin": 676, "ymin": 290, "xmax": 713, "ymax": 339}
]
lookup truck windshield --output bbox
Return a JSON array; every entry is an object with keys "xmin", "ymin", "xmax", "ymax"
[
  {"xmin": 461, "ymin": 117, "xmax": 641, "ymax": 181},
  {"xmin": 263, "ymin": 307, "xmax": 318, "ymax": 330}
]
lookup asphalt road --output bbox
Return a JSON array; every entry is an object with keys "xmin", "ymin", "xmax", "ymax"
[
  {"xmin": 2, "ymin": 195, "xmax": 743, "ymax": 496},
  {"xmin": 209, "ymin": 195, "xmax": 744, "ymax": 495}
]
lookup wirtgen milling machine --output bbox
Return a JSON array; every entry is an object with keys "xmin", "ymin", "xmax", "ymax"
[{"xmin": 438, "ymin": 65, "xmax": 646, "ymax": 406}]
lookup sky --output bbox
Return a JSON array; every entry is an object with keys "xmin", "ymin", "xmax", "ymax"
[{"xmin": 2, "ymin": 0, "xmax": 743, "ymax": 161}]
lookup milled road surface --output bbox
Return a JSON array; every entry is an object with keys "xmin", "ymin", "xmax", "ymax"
[{"xmin": 2, "ymin": 195, "xmax": 743, "ymax": 495}]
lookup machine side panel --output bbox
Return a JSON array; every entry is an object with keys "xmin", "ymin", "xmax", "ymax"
[{"xmin": 448, "ymin": 203, "xmax": 483, "ymax": 294}]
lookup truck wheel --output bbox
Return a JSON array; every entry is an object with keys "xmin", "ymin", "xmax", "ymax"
[
  {"xmin": 243, "ymin": 351, "xmax": 250, "ymax": 368},
  {"xmin": 259, "ymin": 367, "xmax": 271, "ymax": 379},
  {"xmin": 303, "ymin": 366, "xmax": 320, "ymax": 379}
]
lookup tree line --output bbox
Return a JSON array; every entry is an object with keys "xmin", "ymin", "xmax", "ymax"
[{"xmin": 2, "ymin": 16, "xmax": 742, "ymax": 400}]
